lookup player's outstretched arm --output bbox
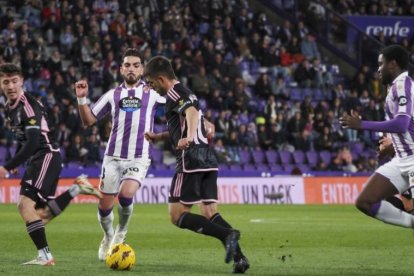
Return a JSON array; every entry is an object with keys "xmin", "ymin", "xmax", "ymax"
[
  {"xmin": 144, "ymin": 131, "xmax": 169, "ymax": 143},
  {"xmin": 75, "ymin": 80, "xmax": 97, "ymax": 127}
]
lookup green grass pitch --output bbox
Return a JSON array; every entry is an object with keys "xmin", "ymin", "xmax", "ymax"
[{"xmin": 0, "ymin": 204, "xmax": 413, "ymax": 275}]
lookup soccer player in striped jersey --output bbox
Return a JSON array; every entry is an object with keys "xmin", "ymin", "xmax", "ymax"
[
  {"xmin": 143, "ymin": 56, "xmax": 249, "ymax": 274},
  {"xmin": 0, "ymin": 63, "xmax": 102, "ymax": 266},
  {"xmin": 340, "ymin": 45, "xmax": 414, "ymax": 229},
  {"xmin": 75, "ymin": 48, "xmax": 166, "ymax": 261}
]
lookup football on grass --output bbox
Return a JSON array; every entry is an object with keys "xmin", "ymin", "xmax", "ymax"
[{"xmin": 105, "ymin": 243, "xmax": 136, "ymax": 270}]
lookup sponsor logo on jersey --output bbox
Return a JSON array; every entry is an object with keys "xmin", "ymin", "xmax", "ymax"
[
  {"xmin": 28, "ymin": 118, "xmax": 37, "ymax": 125},
  {"xmin": 119, "ymin": 96, "xmax": 142, "ymax": 112},
  {"xmin": 398, "ymin": 96, "xmax": 407, "ymax": 106}
]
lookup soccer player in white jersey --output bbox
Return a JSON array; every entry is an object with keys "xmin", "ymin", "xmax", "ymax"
[
  {"xmin": 340, "ymin": 45, "xmax": 414, "ymax": 229},
  {"xmin": 74, "ymin": 48, "xmax": 166, "ymax": 261}
]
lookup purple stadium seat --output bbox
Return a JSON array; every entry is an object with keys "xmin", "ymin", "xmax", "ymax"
[
  {"xmin": 298, "ymin": 164, "xmax": 311, "ymax": 173},
  {"xmin": 349, "ymin": 142, "xmax": 364, "ymax": 154},
  {"xmin": 269, "ymin": 164, "xmax": 283, "ymax": 173},
  {"xmin": 319, "ymin": 150, "xmax": 332, "ymax": 165},
  {"xmin": 218, "ymin": 163, "xmax": 229, "ymax": 171},
  {"xmin": 239, "ymin": 150, "xmax": 252, "ymax": 164},
  {"xmin": 282, "ymin": 164, "xmax": 294, "ymax": 173},
  {"xmin": 256, "ymin": 164, "xmax": 270, "ymax": 171},
  {"xmin": 243, "ymin": 164, "xmax": 256, "ymax": 171},
  {"xmin": 151, "ymin": 149, "xmax": 163, "ymax": 163},
  {"xmin": 0, "ymin": 146, "xmax": 7, "ymax": 162},
  {"xmin": 313, "ymin": 89, "xmax": 324, "ymax": 101},
  {"xmin": 303, "ymin": 88, "xmax": 313, "ymax": 98},
  {"xmin": 67, "ymin": 161, "xmax": 83, "ymax": 169},
  {"xmin": 265, "ymin": 150, "xmax": 279, "ymax": 165},
  {"xmin": 292, "ymin": 150, "xmax": 305, "ymax": 165},
  {"xmin": 153, "ymin": 163, "xmax": 168, "ymax": 170},
  {"xmin": 99, "ymin": 148, "xmax": 105, "ymax": 158},
  {"xmin": 278, "ymin": 150, "xmax": 292, "ymax": 164},
  {"xmin": 306, "ymin": 151, "xmax": 318, "ymax": 166},
  {"xmin": 229, "ymin": 164, "xmax": 243, "ymax": 171},
  {"xmin": 290, "ymin": 88, "xmax": 302, "ymax": 101},
  {"xmin": 252, "ymin": 150, "xmax": 265, "ymax": 164}
]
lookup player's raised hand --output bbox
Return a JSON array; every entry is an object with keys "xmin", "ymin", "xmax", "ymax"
[
  {"xmin": 75, "ymin": 80, "xmax": 89, "ymax": 98},
  {"xmin": 339, "ymin": 110, "xmax": 361, "ymax": 129}
]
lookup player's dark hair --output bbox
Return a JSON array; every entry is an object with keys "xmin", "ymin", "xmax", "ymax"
[
  {"xmin": 0, "ymin": 63, "xmax": 23, "ymax": 77},
  {"xmin": 122, "ymin": 48, "xmax": 144, "ymax": 63},
  {"xmin": 381, "ymin": 45, "xmax": 409, "ymax": 70},
  {"xmin": 143, "ymin": 56, "xmax": 177, "ymax": 80}
]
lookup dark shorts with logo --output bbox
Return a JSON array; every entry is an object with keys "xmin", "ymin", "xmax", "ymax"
[
  {"xmin": 168, "ymin": 171, "xmax": 218, "ymax": 205},
  {"xmin": 20, "ymin": 151, "xmax": 62, "ymax": 203}
]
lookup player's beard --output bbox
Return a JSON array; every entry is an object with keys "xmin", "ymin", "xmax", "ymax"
[{"xmin": 123, "ymin": 74, "xmax": 140, "ymax": 85}]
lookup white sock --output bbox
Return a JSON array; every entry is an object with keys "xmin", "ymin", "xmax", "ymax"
[
  {"xmin": 68, "ymin": 184, "xmax": 81, "ymax": 197},
  {"xmin": 98, "ymin": 211, "xmax": 114, "ymax": 238},
  {"xmin": 118, "ymin": 204, "xmax": 133, "ymax": 232},
  {"xmin": 375, "ymin": 200, "xmax": 414, "ymax": 228},
  {"xmin": 38, "ymin": 246, "xmax": 53, "ymax": 260}
]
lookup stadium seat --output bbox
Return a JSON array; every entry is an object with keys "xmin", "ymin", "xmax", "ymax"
[
  {"xmin": 229, "ymin": 164, "xmax": 243, "ymax": 171},
  {"xmin": 239, "ymin": 150, "xmax": 252, "ymax": 164},
  {"xmin": 243, "ymin": 164, "xmax": 256, "ymax": 172},
  {"xmin": 313, "ymin": 89, "xmax": 324, "ymax": 101},
  {"xmin": 282, "ymin": 164, "xmax": 294, "ymax": 173},
  {"xmin": 292, "ymin": 150, "xmax": 305, "ymax": 165},
  {"xmin": 269, "ymin": 164, "xmax": 283, "ymax": 174},
  {"xmin": 305, "ymin": 151, "xmax": 318, "ymax": 167},
  {"xmin": 153, "ymin": 163, "xmax": 168, "ymax": 170},
  {"xmin": 0, "ymin": 147, "xmax": 7, "ymax": 162},
  {"xmin": 265, "ymin": 150, "xmax": 279, "ymax": 165},
  {"xmin": 290, "ymin": 88, "xmax": 302, "ymax": 101},
  {"xmin": 298, "ymin": 164, "xmax": 311, "ymax": 173},
  {"xmin": 278, "ymin": 150, "xmax": 292, "ymax": 164},
  {"xmin": 256, "ymin": 164, "xmax": 270, "ymax": 172},
  {"xmin": 251, "ymin": 150, "xmax": 265, "ymax": 164},
  {"xmin": 218, "ymin": 163, "xmax": 229, "ymax": 171},
  {"xmin": 151, "ymin": 149, "xmax": 163, "ymax": 163},
  {"xmin": 319, "ymin": 150, "xmax": 332, "ymax": 165}
]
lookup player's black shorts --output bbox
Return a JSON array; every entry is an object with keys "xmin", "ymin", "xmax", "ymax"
[
  {"xmin": 169, "ymin": 171, "xmax": 218, "ymax": 205},
  {"xmin": 20, "ymin": 151, "xmax": 62, "ymax": 203}
]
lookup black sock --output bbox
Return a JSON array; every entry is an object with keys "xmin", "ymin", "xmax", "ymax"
[
  {"xmin": 26, "ymin": 219, "xmax": 48, "ymax": 249},
  {"xmin": 47, "ymin": 191, "xmax": 73, "ymax": 216},
  {"xmin": 210, "ymin": 213, "xmax": 243, "ymax": 261},
  {"xmin": 176, "ymin": 212, "xmax": 231, "ymax": 243},
  {"xmin": 386, "ymin": 196, "xmax": 405, "ymax": 211}
]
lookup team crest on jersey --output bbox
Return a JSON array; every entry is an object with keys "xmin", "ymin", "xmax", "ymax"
[
  {"xmin": 178, "ymin": 99, "xmax": 184, "ymax": 106},
  {"xmin": 28, "ymin": 118, "xmax": 37, "ymax": 125},
  {"xmin": 143, "ymin": 85, "xmax": 150, "ymax": 93},
  {"xmin": 398, "ymin": 96, "xmax": 407, "ymax": 106},
  {"xmin": 119, "ymin": 96, "xmax": 142, "ymax": 112}
]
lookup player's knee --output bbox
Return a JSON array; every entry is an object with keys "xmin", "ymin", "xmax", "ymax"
[{"xmin": 355, "ymin": 196, "xmax": 372, "ymax": 215}]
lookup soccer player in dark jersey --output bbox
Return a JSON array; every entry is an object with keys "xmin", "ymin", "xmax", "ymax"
[
  {"xmin": 0, "ymin": 63, "xmax": 102, "ymax": 266},
  {"xmin": 143, "ymin": 56, "xmax": 249, "ymax": 274}
]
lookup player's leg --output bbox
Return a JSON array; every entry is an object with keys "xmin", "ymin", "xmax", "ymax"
[
  {"xmin": 18, "ymin": 152, "xmax": 61, "ymax": 265},
  {"xmin": 200, "ymin": 203, "xmax": 249, "ymax": 273},
  {"xmin": 39, "ymin": 174, "xmax": 101, "ymax": 223},
  {"xmin": 356, "ymin": 158, "xmax": 413, "ymax": 227},
  {"xmin": 18, "ymin": 195, "xmax": 55, "ymax": 266},
  {"xmin": 112, "ymin": 158, "xmax": 150, "ymax": 245},
  {"xmin": 169, "ymin": 172, "xmax": 239, "ymax": 263},
  {"xmin": 97, "ymin": 157, "xmax": 119, "ymax": 260},
  {"xmin": 199, "ymin": 171, "xmax": 249, "ymax": 273}
]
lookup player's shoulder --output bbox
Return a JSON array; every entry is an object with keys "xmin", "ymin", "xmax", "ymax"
[{"xmin": 168, "ymin": 83, "xmax": 195, "ymax": 100}]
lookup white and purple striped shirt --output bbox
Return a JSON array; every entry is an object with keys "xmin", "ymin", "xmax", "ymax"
[
  {"xmin": 385, "ymin": 72, "xmax": 414, "ymax": 158},
  {"xmin": 91, "ymin": 82, "xmax": 166, "ymax": 160}
]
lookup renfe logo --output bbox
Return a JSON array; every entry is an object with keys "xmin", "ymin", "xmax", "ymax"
[{"xmin": 366, "ymin": 21, "xmax": 410, "ymax": 37}]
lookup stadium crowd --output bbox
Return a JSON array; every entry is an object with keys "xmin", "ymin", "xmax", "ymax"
[{"xmin": 0, "ymin": 0, "xmax": 410, "ymax": 174}]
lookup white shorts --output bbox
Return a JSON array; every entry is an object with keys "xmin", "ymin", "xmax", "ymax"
[
  {"xmin": 99, "ymin": 156, "xmax": 151, "ymax": 194},
  {"xmin": 376, "ymin": 155, "xmax": 414, "ymax": 193}
]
